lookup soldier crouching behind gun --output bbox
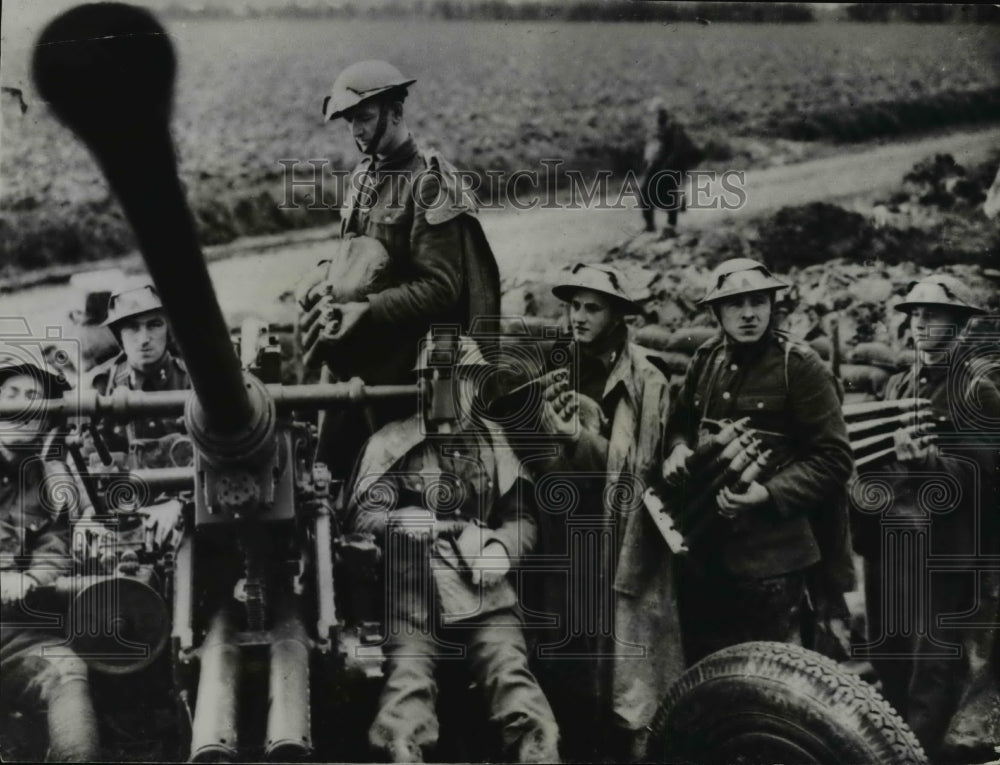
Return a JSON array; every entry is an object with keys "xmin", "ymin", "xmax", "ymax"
[
  {"xmin": 0, "ymin": 356, "xmax": 99, "ymax": 761},
  {"xmin": 85, "ymin": 282, "xmax": 191, "ymax": 468},
  {"xmin": 851, "ymin": 276, "xmax": 1000, "ymax": 762},
  {"xmin": 662, "ymin": 258, "xmax": 854, "ymax": 665},
  {"xmin": 341, "ymin": 335, "xmax": 560, "ymax": 764}
]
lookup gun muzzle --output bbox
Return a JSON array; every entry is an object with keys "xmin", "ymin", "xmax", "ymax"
[
  {"xmin": 33, "ymin": 2, "xmax": 279, "ymax": 478},
  {"xmin": 265, "ymin": 607, "xmax": 313, "ymax": 761},
  {"xmin": 190, "ymin": 610, "xmax": 240, "ymax": 762}
]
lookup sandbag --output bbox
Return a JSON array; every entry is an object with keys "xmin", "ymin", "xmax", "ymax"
[
  {"xmin": 840, "ymin": 363, "xmax": 890, "ymax": 396},
  {"xmin": 666, "ymin": 326, "xmax": 718, "ymax": 355},
  {"xmin": 848, "ymin": 342, "xmax": 897, "ymax": 371}
]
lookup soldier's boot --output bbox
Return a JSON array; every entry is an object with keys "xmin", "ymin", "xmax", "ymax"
[
  {"xmin": 386, "ymin": 738, "xmax": 424, "ymax": 763},
  {"xmin": 46, "ymin": 677, "xmax": 99, "ymax": 762},
  {"xmin": 467, "ymin": 617, "xmax": 561, "ymax": 762},
  {"xmin": 513, "ymin": 720, "xmax": 561, "ymax": 763}
]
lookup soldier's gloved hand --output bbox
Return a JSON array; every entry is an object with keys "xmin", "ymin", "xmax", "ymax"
[
  {"xmin": 326, "ymin": 300, "xmax": 370, "ymax": 343},
  {"xmin": 469, "ymin": 540, "xmax": 511, "ymax": 587},
  {"xmin": 299, "ymin": 296, "xmax": 338, "ymax": 369},
  {"xmin": 716, "ymin": 481, "xmax": 770, "ymax": 513},
  {"xmin": 0, "ymin": 572, "xmax": 35, "ymax": 605},
  {"xmin": 662, "ymin": 443, "xmax": 694, "ymax": 486},
  {"xmin": 893, "ymin": 428, "xmax": 938, "ymax": 465}
]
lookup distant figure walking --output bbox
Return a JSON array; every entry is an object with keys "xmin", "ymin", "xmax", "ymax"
[{"xmin": 639, "ymin": 98, "xmax": 703, "ymax": 236}]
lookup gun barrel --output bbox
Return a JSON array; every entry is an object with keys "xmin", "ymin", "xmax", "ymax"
[
  {"xmin": 0, "ymin": 383, "xmax": 422, "ymax": 421},
  {"xmin": 34, "ymin": 4, "xmax": 252, "ymax": 438},
  {"xmin": 190, "ymin": 610, "xmax": 240, "ymax": 762},
  {"xmin": 128, "ymin": 467, "xmax": 195, "ymax": 493},
  {"xmin": 265, "ymin": 606, "xmax": 313, "ymax": 761}
]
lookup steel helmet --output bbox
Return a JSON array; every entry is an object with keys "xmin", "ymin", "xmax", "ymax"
[
  {"xmin": 413, "ymin": 332, "xmax": 490, "ymax": 374},
  {"xmin": 322, "ymin": 60, "xmax": 416, "ymax": 122},
  {"xmin": 103, "ymin": 283, "xmax": 164, "ymax": 329},
  {"xmin": 699, "ymin": 258, "xmax": 787, "ymax": 305},
  {"xmin": 551, "ymin": 263, "xmax": 641, "ymax": 315},
  {"xmin": 894, "ymin": 275, "xmax": 985, "ymax": 315},
  {"xmin": 0, "ymin": 350, "xmax": 71, "ymax": 398}
]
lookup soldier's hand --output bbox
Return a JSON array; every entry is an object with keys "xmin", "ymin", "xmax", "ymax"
[
  {"xmin": 539, "ymin": 368, "xmax": 570, "ymax": 393},
  {"xmin": 0, "ymin": 572, "xmax": 35, "ymax": 605},
  {"xmin": 325, "ymin": 301, "xmax": 370, "ymax": 343},
  {"xmin": 469, "ymin": 541, "xmax": 511, "ymax": 587},
  {"xmin": 893, "ymin": 428, "xmax": 938, "ymax": 465},
  {"xmin": 576, "ymin": 394, "xmax": 607, "ymax": 435},
  {"xmin": 716, "ymin": 481, "xmax": 770, "ymax": 513},
  {"xmin": 540, "ymin": 397, "xmax": 579, "ymax": 441},
  {"xmin": 662, "ymin": 444, "xmax": 694, "ymax": 486}
]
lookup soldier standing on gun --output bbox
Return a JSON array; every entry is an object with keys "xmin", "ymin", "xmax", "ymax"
[
  {"xmin": 298, "ymin": 61, "xmax": 500, "ymax": 475},
  {"xmin": 852, "ymin": 276, "xmax": 1000, "ymax": 761},
  {"xmin": 522, "ymin": 264, "xmax": 680, "ymax": 761},
  {"xmin": 343, "ymin": 335, "xmax": 559, "ymax": 763},
  {"xmin": 86, "ymin": 283, "xmax": 190, "ymax": 465},
  {"xmin": 0, "ymin": 355, "xmax": 99, "ymax": 761},
  {"xmin": 662, "ymin": 258, "xmax": 854, "ymax": 664}
]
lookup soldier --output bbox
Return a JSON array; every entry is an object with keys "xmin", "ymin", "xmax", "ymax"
[
  {"xmin": 662, "ymin": 258, "xmax": 854, "ymax": 664},
  {"xmin": 343, "ymin": 335, "xmax": 559, "ymax": 763},
  {"xmin": 86, "ymin": 283, "xmax": 190, "ymax": 466},
  {"xmin": 852, "ymin": 276, "xmax": 1000, "ymax": 760},
  {"xmin": 520, "ymin": 264, "xmax": 681, "ymax": 761},
  {"xmin": 638, "ymin": 97, "xmax": 703, "ymax": 236},
  {"xmin": 0, "ymin": 355, "xmax": 99, "ymax": 761},
  {"xmin": 298, "ymin": 60, "xmax": 501, "ymax": 475}
]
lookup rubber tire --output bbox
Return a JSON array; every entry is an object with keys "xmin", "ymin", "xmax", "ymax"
[{"xmin": 646, "ymin": 641, "xmax": 927, "ymax": 765}]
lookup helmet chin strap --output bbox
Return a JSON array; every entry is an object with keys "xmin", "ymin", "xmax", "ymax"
[{"xmin": 355, "ymin": 99, "xmax": 391, "ymax": 158}]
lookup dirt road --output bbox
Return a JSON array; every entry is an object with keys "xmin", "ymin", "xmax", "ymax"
[{"xmin": 4, "ymin": 125, "xmax": 999, "ymax": 343}]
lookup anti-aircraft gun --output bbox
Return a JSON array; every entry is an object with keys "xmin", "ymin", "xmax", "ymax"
[
  {"xmin": 18, "ymin": 5, "xmax": 934, "ymax": 764},
  {"xmin": 20, "ymin": 4, "xmax": 424, "ymax": 759}
]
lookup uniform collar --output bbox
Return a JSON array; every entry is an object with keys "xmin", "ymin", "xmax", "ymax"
[
  {"xmin": 602, "ymin": 337, "xmax": 640, "ymax": 405},
  {"xmin": 723, "ymin": 328, "xmax": 777, "ymax": 364},
  {"xmin": 373, "ymin": 135, "xmax": 418, "ymax": 172},
  {"xmin": 579, "ymin": 322, "xmax": 628, "ymax": 372}
]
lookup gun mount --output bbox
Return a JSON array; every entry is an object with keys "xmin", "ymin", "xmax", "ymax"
[{"xmin": 30, "ymin": 4, "xmax": 416, "ymax": 760}]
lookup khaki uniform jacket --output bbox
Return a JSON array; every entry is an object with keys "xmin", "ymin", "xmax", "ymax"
[
  {"xmin": 85, "ymin": 351, "xmax": 190, "ymax": 454},
  {"xmin": 335, "ymin": 137, "xmax": 501, "ymax": 385},
  {"xmin": 665, "ymin": 330, "xmax": 855, "ymax": 588},
  {"xmin": 562, "ymin": 341, "xmax": 685, "ymax": 732},
  {"xmin": 0, "ymin": 460, "xmax": 74, "ymax": 590},
  {"xmin": 344, "ymin": 415, "xmax": 535, "ymax": 628}
]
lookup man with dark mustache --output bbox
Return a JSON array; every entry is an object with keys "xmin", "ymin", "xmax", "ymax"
[{"xmin": 662, "ymin": 258, "xmax": 854, "ymax": 664}]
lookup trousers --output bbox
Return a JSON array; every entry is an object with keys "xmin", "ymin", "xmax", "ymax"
[
  {"xmin": 368, "ymin": 610, "xmax": 560, "ymax": 763},
  {"xmin": 862, "ymin": 558, "xmax": 976, "ymax": 760},
  {"xmin": 678, "ymin": 563, "xmax": 806, "ymax": 665},
  {"xmin": 1, "ymin": 627, "xmax": 99, "ymax": 761}
]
